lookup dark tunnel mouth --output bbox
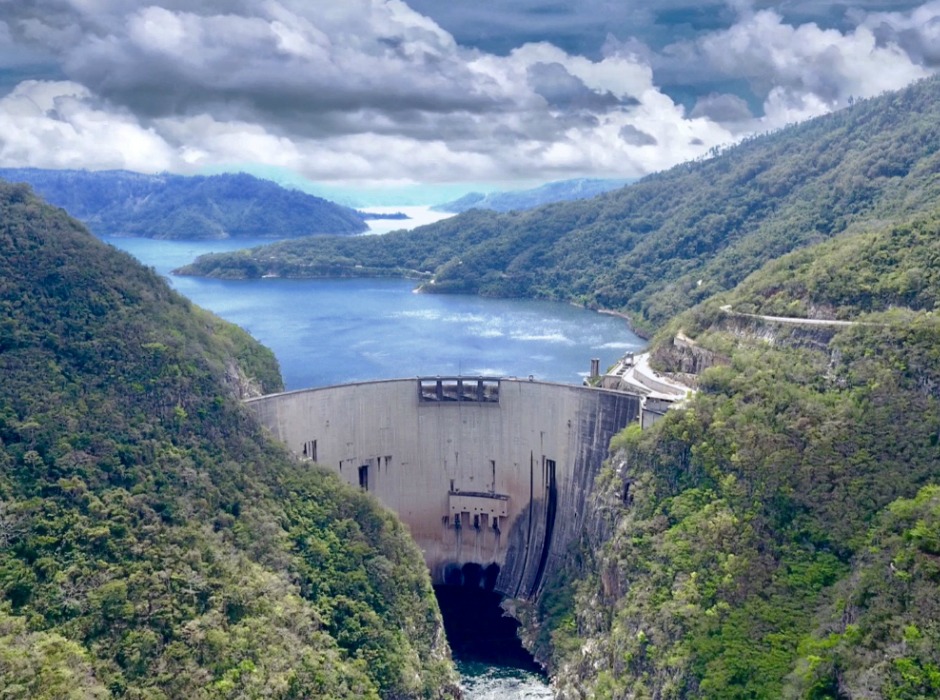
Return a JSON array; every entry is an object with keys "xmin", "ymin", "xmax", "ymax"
[{"xmin": 434, "ymin": 563, "xmax": 545, "ymax": 675}]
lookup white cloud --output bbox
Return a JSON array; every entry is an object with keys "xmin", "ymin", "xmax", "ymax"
[
  {"xmin": 861, "ymin": 0, "xmax": 940, "ymax": 65},
  {"xmin": 0, "ymin": 80, "xmax": 178, "ymax": 171},
  {"xmin": 0, "ymin": 1, "xmax": 936, "ymax": 185},
  {"xmin": 731, "ymin": 11, "xmax": 925, "ymax": 99},
  {"xmin": 665, "ymin": 8, "xmax": 931, "ymax": 116}
]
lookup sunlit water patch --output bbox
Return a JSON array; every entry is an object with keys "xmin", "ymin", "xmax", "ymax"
[
  {"xmin": 362, "ymin": 205, "xmax": 455, "ymax": 234},
  {"xmin": 105, "ymin": 237, "xmax": 645, "ymax": 391}
]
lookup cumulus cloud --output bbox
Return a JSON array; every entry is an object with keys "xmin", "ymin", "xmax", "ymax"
[
  {"xmin": 0, "ymin": 0, "xmax": 936, "ymax": 185},
  {"xmin": 0, "ymin": 80, "xmax": 178, "ymax": 171},
  {"xmin": 862, "ymin": 0, "xmax": 940, "ymax": 66},
  {"xmin": 527, "ymin": 62, "xmax": 625, "ymax": 111},
  {"xmin": 659, "ymin": 7, "xmax": 932, "ymax": 114},
  {"xmin": 619, "ymin": 125, "xmax": 657, "ymax": 146},
  {"xmin": 63, "ymin": 3, "xmax": 504, "ymax": 130},
  {"xmin": 690, "ymin": 93, "xmax": 754, "ymax": 125}
]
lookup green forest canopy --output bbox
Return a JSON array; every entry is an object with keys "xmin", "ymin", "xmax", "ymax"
[
  {"xmin": 0, "ymin": 181, "xmax": 457, "ymax": 699},
  {"xmin": 533, "ymin": 207, "xmax": 940, "ymax": 698}
]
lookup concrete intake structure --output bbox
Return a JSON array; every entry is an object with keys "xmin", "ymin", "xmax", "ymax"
[{"xmin": 246, "ymin": 377, "xmax": 640, "ymax": 598}]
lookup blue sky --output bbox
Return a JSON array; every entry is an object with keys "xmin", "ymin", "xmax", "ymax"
[{"xmin": 0, "ymin": 1, "xmax": 936, "ymax": 189}]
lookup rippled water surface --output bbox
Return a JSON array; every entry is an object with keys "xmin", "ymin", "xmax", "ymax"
[
  {"xmin": 457, "ymin": 661, "xmax": 552, "ymax": 699},
  {"xmin": 106, "ymin": 236, "xmax": 645, "ymax": 390}
]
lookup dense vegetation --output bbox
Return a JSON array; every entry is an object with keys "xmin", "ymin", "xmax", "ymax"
[
  {"xmin": 0, "ymin": 182, "xmax": 457, "ymax": 698},
  {"xmin": 0, "ymin": 169, "xmax": 368, "ymax": 240},
  {"xmin": 720, "ymin": 210, "xmax": 940, "ymax": 320},
  {"xmin": 179, "ymin": 76, "xmax": 940, "ymax": 334},
  {"xmin": 432, "ymin": 178, "xmax": 631, "ymax": 213},
  {"xmin": 530, "ymin": 208, "xmax": 940, "ymax": 698}
]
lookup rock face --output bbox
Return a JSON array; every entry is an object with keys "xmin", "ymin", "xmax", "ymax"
[
  {"xmin": 246, "ymin": 377, "xmax": 640, "ymax": 599},
  {"xmin": 652, "ymin": 332, "xmax": 729, "ymax": 377}
]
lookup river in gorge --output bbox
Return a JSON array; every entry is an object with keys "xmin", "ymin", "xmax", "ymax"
[
  {"xmin": 105, "ymin": 227, "xmax": 645, "ymax": 698},
  {"xmin": 456, "ymin": 661, "xmax": 553, "ymax": 699}
]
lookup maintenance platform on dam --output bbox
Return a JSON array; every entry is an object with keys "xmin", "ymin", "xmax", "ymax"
[{"xmin": 246, "ymin": 376, "xmax": 642, "ymax": 598}]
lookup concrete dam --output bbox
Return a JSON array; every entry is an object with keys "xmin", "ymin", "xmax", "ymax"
[{"xmin": 246, "ymin": 377, "xmax": 640, "ymax": 599}]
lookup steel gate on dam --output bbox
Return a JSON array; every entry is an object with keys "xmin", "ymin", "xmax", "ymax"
[{"xmin": 246, "ymin": 377, "xmax": 640, "ymax": 598}]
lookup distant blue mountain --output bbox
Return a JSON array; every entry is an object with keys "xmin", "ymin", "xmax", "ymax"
[
  {"xmin": 0, "ymin": 168, "xmax": 368, "ymax": 239},
  {"xmin": 433, "ymin": 178, "xmax": 633, "ymax": 213}
]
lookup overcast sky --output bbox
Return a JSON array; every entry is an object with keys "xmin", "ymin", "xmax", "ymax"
[{"xmin": 0, "ymin": 0, "xmax": 937, "ymax": 188}]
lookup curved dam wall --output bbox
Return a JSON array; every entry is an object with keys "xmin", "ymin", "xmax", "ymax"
[{"xmin": 246, "ymin": 378, "xmax": 639, "ymax": 598}]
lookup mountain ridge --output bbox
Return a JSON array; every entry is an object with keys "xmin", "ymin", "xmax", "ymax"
[
  {"xmin": 0, "ymin": 168, "xmax": 369, "ymax": 240},
  {"xmin": 432, "ymin": 178, "xmax": 633, "ymax": 213},
  {"xmin": 529, "ymin": 206, "xmax": 940, "ymax": 698}
]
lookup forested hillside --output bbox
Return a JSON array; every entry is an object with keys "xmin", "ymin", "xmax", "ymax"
[
  {"xmin": 715, "ymin": 209, "xmax": 940, "ymax": 320},
  {"xmin": 532, "ymin": 208, "xmax": 940, "ymax": 699},
  {"xmin": 179, "ymin": 75, "xmax": 940, "ymax": 334},
  {"xmin": 0, "ymin": 169, "xmax": 368, "ymax": 240},
  {"xmin": 0, "ymin": 182, "xmax": 457, "ymax": 698}
]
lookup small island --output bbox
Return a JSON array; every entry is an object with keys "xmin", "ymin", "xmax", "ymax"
[{"xmin": 359, "ymin": 211, "xmax": 411, "ymax": 220}]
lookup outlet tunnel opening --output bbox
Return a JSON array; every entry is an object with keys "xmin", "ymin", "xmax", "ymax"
[{"xmin": 434, "ymin": 563, "xmax": 544, "ymax": 675}]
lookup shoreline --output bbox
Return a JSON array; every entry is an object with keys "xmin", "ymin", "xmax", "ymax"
[{"xmin": 595, "ymin": 307, "xmax": 651, "ymax": 341}]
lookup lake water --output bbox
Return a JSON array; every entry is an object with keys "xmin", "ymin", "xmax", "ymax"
[
  {"xmin": 361, "ymin": 205, "xmax": 455, "ymax": 234},
  {"xmin": 104, "ymin": 232, "xmax": 645, "ymax": 698},
  {"xmin": 105, "ymin": 236, "xmax": 645, "ymax": 391}
]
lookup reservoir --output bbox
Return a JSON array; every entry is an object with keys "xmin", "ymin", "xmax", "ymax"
[
  {"xmin": 106, "ymin": 236, "xmax": 645, "ymax": 390},
  {"xmin": 105, "ymin": 234, "xmax": 645, "ymax": 698}
]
